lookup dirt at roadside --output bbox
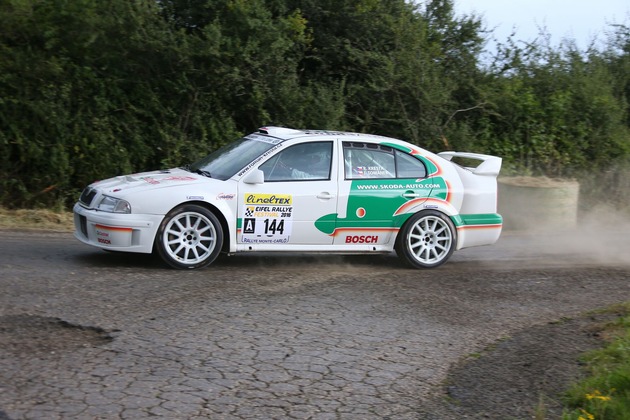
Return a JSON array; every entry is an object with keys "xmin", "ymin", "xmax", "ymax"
[
  {"xmin": 418, "ymin": 311, "xmax": 618, "ymax": 419},
  {"xmin": 0, "ymin": 208, "xmax": 73, "ymax": 231}
]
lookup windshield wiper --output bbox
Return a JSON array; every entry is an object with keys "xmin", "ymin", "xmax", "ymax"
[
  {"xmin": 193, "ymin": 168, "xmax": 212, "ymax": 178},
  {"xmin": 181, "ymin": 163, "xmax": 211, "ymax": 178}
]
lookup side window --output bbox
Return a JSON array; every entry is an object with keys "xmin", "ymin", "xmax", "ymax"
[
  {"xmin": 344, "ymin": 142, "xmax": 427, "ymax": 179},
  {"xmin": 395, "ymin": 150, "xmax": 427, "ymax": 178},
  {"xmin": 344, "ymin": 143, "xmax": 395, "ymax": 179},
  {"xmin": 259, "ymin": 142, "xmax": 332, "ymax": 181}
]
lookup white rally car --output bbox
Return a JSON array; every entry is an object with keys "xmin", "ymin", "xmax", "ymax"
[{"xmin": 74, "ymin": 127, "xmax": 503, "ymax": 269}]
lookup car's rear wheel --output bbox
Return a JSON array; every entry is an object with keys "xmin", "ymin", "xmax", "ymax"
[
  {"xmin": 155, "ymin": 204, "xmax": 223, "ymax": 269},
  {"xmin": 396, "ymin": 210, "xmax": 456, "ymax": 268}
]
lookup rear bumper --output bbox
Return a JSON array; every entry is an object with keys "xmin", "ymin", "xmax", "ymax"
[{"xmin": 452, "ymin": 213, "xmax": 503, "ymax": 249}]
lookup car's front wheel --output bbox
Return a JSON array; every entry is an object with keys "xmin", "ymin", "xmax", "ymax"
[
  {"xmin": 155, "ymin": 204, "xmax": 223, "ymax": 269},
  {"xmin": 396, "ymin": 210, "xmax": 456, "ymax": 268}
]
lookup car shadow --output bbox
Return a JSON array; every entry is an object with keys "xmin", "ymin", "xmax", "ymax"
[
  {"xmin": 213, "ymin": 252, "xmax": 402, "ymax": 269},
  {"xmin": 74, "ymin": 249, "xmax": 403, "ymax": 270},
  {"xmin": 73, "ymin": 249, "xmax": 166, "ymax": 270}
]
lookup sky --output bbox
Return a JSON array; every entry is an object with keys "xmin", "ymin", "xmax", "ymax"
[{"xmin": 454, "ymin": 0, "xmax": 629, "ymax": 52}]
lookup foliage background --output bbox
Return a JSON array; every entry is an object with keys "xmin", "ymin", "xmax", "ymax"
[{"xmin": 1, "ymin": 0, "xmax": 629, "ymax": 209}]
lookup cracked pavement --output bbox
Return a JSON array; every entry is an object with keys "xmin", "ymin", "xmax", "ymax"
[{"xmin": 1, "ymin": 230, "xmax": 630, "ymax": 419}]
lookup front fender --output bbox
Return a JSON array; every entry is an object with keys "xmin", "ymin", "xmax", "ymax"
[{"xmin": 128, "ymin": 183, "xmax": 238, "ymax": 249}]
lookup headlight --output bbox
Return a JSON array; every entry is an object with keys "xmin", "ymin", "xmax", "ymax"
[{"xmin": 97, "ymin": 195, "xmax": 131, "ymax": 213}]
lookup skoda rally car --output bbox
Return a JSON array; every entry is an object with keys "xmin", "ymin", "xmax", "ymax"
[{"xmin": 74, "ymin": 127, "xmax": 503, "ymax": 269}]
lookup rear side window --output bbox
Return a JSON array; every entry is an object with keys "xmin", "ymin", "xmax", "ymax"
[
  {"xmin": 343, "ymin": 142, "xmax": 426, "ymax": 179},
  {"xmin": 395, "ymin": 150, "xmax": 427, "ymax": 178}
]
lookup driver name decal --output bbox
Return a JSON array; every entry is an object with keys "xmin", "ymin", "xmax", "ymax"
[{"xmin": 242, "ymin": 193, "xmax": 293, "ymax": 244}]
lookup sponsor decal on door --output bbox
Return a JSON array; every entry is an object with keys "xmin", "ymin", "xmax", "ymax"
[{"xmin": 241, "ymin": 193, "xmax": 294, "ymax": 244}]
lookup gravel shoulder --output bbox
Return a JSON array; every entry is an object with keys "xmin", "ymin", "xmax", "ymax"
[{"xmin": 418, "ymin": 310, "xmax": 619, "ymax": 419}]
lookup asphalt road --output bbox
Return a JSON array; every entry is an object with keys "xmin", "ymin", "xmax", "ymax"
[{"xmin": 1, "ymin": 227, "xmax": 629, "ymax": 419}]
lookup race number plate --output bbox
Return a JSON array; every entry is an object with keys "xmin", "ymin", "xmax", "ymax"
[{"xmin": 241, "ymin": 193, "xmax": 293, "ymax": 244}]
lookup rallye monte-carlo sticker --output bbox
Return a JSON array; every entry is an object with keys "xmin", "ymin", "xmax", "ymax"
[{"xmin": 241, "ymin": 193, "xmax": 293, "ymax": 244}]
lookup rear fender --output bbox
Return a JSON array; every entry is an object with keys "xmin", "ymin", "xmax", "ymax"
[{"xmin": 394, "ymin": 198, "xmax": 461, "ymax": 246}]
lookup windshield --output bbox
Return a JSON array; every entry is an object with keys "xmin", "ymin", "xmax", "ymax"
[{"xmin": 189, "ymin": 133, "xmax": 283, "ymax": 180}]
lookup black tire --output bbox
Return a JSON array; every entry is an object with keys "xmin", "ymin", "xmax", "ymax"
[
  {"xmin": 396, "ymin": 210, "xmax": 456, "ymax": 269},
  {"xmin": 155, "ymin": 204, "xmax": 223, "ymax": 269}
]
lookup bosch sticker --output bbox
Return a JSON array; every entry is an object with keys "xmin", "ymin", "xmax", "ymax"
[{"xmin": 345, "ymin": 235, "xmax": 379, "ymax": 244}]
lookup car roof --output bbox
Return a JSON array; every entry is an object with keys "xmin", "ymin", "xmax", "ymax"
[{"xmin": 257, "ymin": 126, "xmax": 400, "ymax": 144}]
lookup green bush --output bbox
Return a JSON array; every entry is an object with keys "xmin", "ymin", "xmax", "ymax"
[{"xmin": 1, "ymin": 0, "xmax": 628, "ymax": 209}]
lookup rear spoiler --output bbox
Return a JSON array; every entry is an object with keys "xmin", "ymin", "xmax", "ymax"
[{"xmin": 438, "ymin": 151, "xmax": 502, "ymax": 176}]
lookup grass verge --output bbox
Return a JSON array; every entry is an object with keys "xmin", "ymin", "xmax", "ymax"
[
  {"xmin": 562, "ymin": 303, "xmax": 630, "ymax": 419},
  {"xmin": 0, "ymin": 207, "xmax": 73, "ymax": 232}
]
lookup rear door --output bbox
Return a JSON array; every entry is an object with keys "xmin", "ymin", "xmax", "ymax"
[{"xmin": 334, "ymin": 141, "xmax": 430, "ymax": 245}]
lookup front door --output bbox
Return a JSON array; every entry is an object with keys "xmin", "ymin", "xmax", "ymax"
[{"xmin": 237, "ymin": 141, "xmax": 337, "ymax": 245}]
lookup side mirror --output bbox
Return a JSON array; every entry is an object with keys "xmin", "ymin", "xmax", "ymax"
[{"xmin": 243, "ymin": 169, "xmax": 265, "ymax": 184}]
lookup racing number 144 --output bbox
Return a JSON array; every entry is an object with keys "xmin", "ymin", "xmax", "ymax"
[{"xmin": 264, "ymin": 218, "xmax": 285, "ymax": 235}]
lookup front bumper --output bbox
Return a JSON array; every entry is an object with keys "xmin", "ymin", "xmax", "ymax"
[{"xmin": 73, "ymin": 203, "xmax": 163, "ymax": 254}]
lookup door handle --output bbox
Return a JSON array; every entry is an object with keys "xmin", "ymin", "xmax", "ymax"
[
  {"xmin": 317, "ymin": 192, "xmax": 334, "ymax": 200},
  {"xmin": 402, "ymin": 191, "xmax": 420, "ymax": 198}
]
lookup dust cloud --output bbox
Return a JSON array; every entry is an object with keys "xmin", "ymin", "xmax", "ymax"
[
  {"xmin": 499, "ymin": 204, "xmax": 630, "ymax": 267},
  {"xmin": 497, "ymin": 176, "xmax": 630, "ymax": 267}
]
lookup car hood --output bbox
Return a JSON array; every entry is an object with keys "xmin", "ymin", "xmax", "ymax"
[{"xmin": 90, "ymin": 168, "xmax": 208, "ymax": 195}]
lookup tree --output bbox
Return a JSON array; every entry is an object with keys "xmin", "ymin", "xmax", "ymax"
[
  {"xmin": 0, "ymin": 0, "xmax": 214, "ymax": 207},
  {"xmin": 475, "ymin": 33, "xmax": 630, "ymax": 176}
]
